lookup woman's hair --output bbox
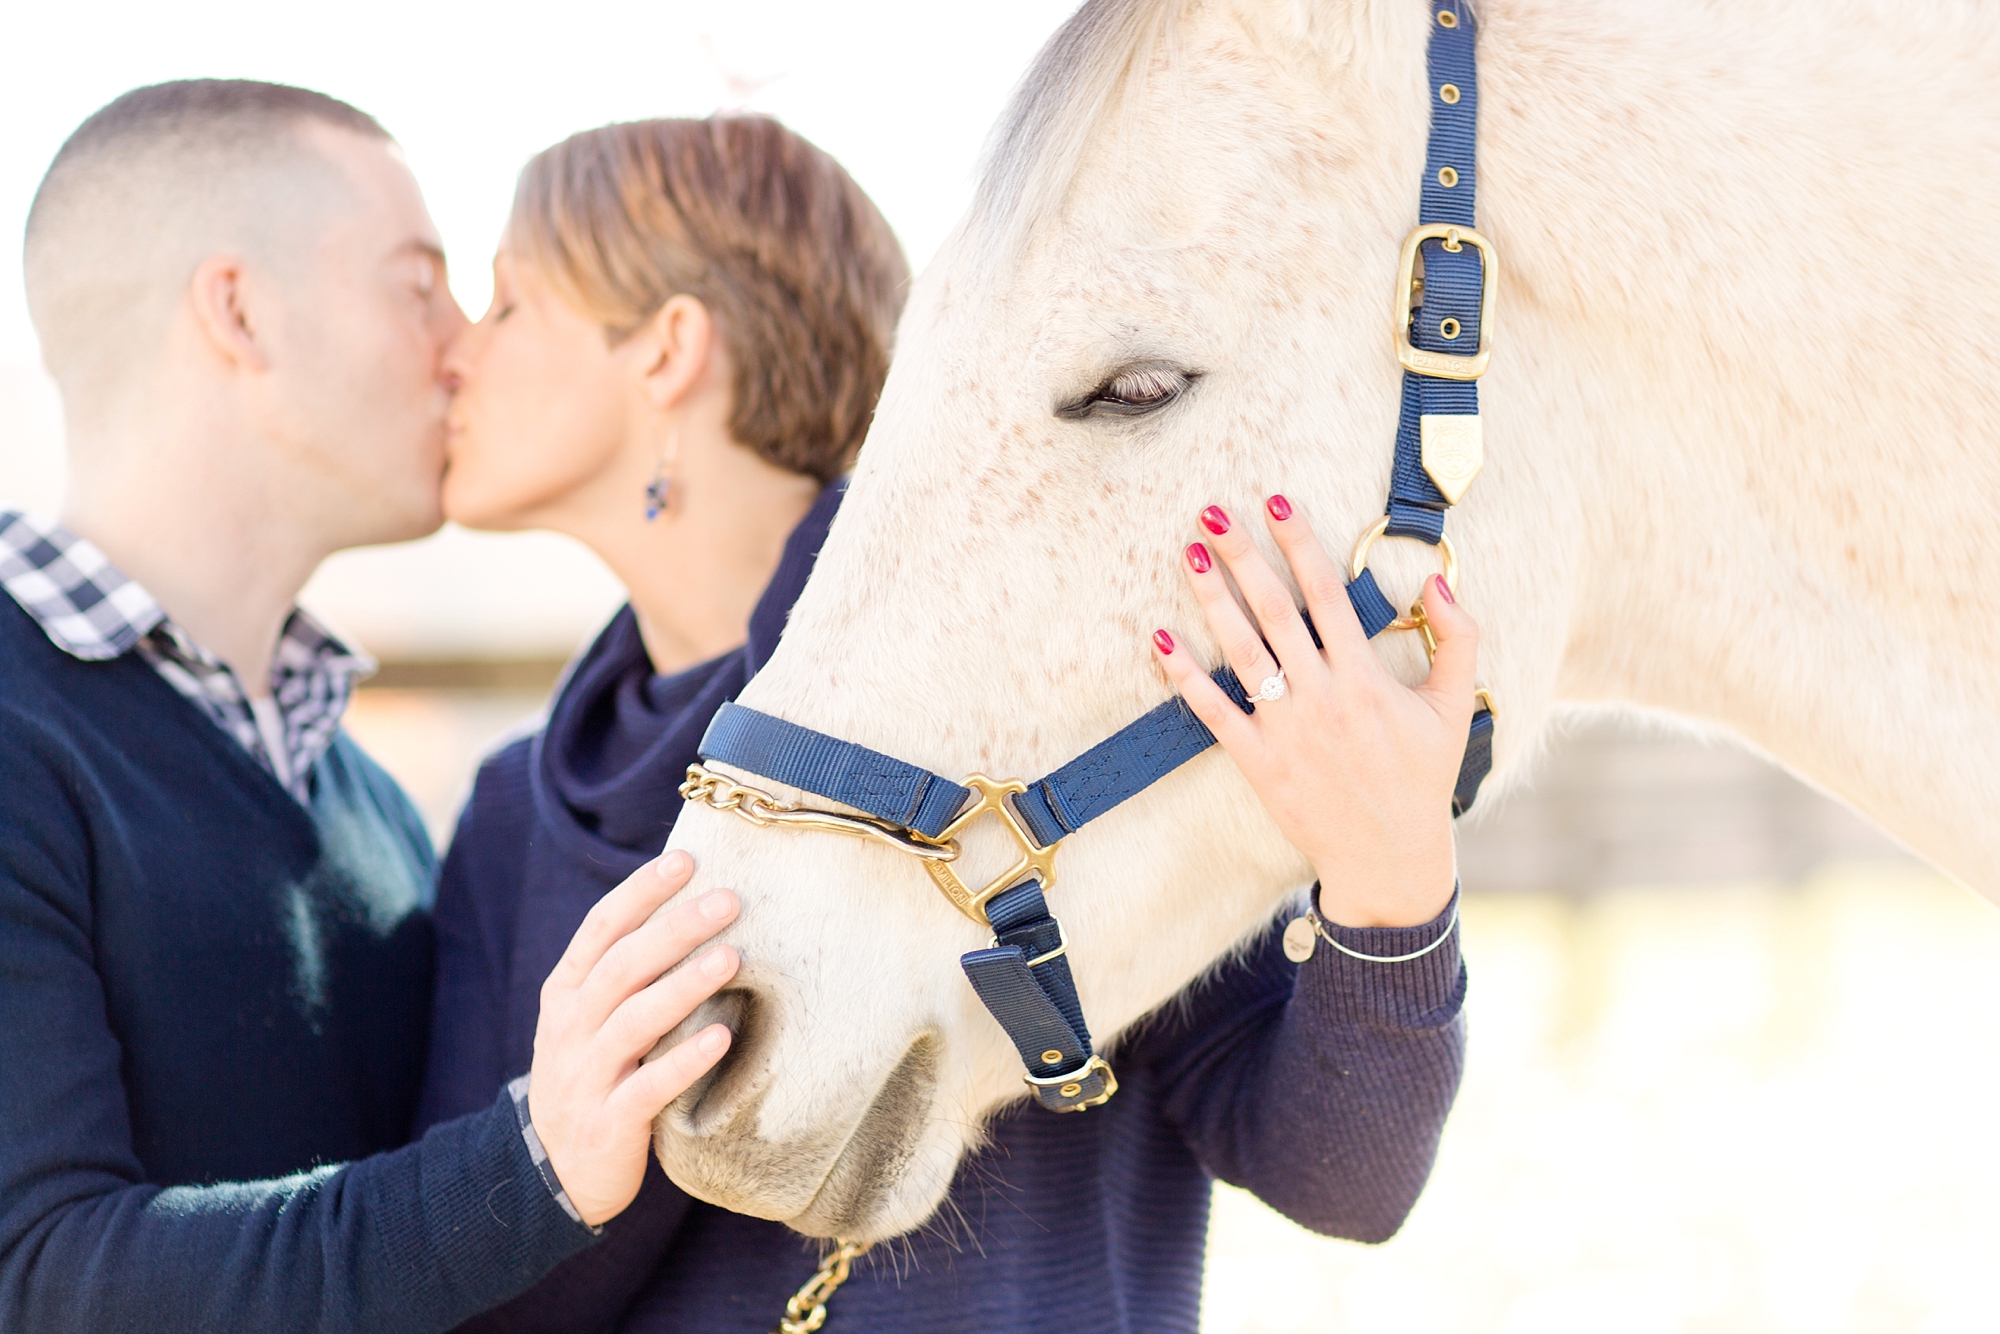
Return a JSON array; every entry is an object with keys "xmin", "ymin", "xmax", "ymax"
[{"xmin": 509, "ymin": 116, "xmax": 910, "ymax": 484}]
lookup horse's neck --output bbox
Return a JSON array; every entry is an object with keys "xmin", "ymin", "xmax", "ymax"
[{"xmin": 1467, "ymin": 0, "xmax": 2000, "ymax": 890}]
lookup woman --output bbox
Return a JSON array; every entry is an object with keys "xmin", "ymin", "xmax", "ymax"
[{"xmin": 418, "ymin": 114, "xmax": 1475, "ymax": 1333}]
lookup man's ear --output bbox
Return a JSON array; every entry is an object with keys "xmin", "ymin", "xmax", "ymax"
[
  {"xmin": 187, "ymin": 254, "xmax": 270, "ymax": 372},
  {"xmin": 635, "ymin": 294, "xmax": 716, "ymax": 411}
]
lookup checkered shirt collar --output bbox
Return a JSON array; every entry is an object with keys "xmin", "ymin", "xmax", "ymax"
[
  {"xmin": 0, "ymin": 510, "xmax": 168, "ymax": 659},
  {"xmin": 0, "ymin": 511, "xmax": 375, "ymax": 798}
]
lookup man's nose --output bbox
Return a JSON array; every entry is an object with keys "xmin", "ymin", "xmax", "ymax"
[
  {"xmin": 435, "ymin": 296, "xmax": 473, "ymax": 367},
  {"xmin": 437, "ymin": 321, "xmax": 472, "ymax": 390}
]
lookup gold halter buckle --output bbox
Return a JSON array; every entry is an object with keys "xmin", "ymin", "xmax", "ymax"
[{"xmin": 1394, "ymin": 223, "xmax": 1499, "ymax": 380}]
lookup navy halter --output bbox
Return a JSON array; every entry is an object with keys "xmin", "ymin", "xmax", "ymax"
[{"xmin": 687, "ymin": 0, "xmax": 1494, "ymax": 1114}]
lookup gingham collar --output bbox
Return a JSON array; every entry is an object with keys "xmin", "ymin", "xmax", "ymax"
[
  {"xmin": 0, "ymin": 510, "xmax": 375, "ymax": 798},
  {"xmin": 0, "ymin": 510, "xmax": 168, "ymax": 660}
]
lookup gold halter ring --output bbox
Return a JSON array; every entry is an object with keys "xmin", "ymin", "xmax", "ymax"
[{"xmin": 1349, "ymin": 517, "xmax": 1458, "ymax": 634}]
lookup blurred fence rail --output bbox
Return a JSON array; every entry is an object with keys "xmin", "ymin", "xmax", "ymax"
[{"xmin": 1457, "ymin": 712, "xmax": 1915, "ymax": 895}]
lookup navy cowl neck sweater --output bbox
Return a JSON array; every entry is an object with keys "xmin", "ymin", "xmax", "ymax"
[{"xmin": 419, "ymin": 482, "xmax": 1468, "ymax": 1334}]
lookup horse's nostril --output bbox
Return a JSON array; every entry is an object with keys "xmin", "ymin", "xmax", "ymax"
[{"xmin": 677, "ymin": 986, "xmax": 766, "ymax": 1136}]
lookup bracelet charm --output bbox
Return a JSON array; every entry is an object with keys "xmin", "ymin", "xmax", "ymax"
[{"xmin": 1282, "ymin": 916, "xmax": 1319, "ymax": 962}]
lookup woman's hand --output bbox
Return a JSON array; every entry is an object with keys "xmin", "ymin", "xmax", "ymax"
[
  {"xmin": 1151, "ymin": 497, "xmax": 1478, "ymax": 929},
  {"xmin": 526, "ymin": 850, "xmax": 738, "ymax": 1227}
]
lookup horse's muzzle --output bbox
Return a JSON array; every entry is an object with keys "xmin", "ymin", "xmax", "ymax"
[{"xmin": 650, "ymin": 987, "xmax": 941, "ymax": 1239}]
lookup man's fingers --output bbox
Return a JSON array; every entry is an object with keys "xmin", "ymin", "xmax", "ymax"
[
  {"xmin": 1196, "ymin": 504, "xmax": 1322, "ymax": 676},
  {"xmin": 610, "ymin": 1023, "xmax": 733, "ymax": 1123},
  {"xmin": 1415, "ymin": 575, "xmax": 1480, "ymax": 719},
  {"xmin": 595, "ymin": 944, "xmax": 740, "ymax": 1069},
  {"xmin": 545, "ymin": 851, "xmax": 693, "ymax": 993},
  {"xmin": 1263, "ymin": 495, "xmax": 1370, "ymax": 664},
  {"xmin": 574, "ymin": 887, "xmax": 739, "ymax": 1029},
  {"xmin": 1151, "ymin": 627, "xmax": 1259, "ymax": 751}
]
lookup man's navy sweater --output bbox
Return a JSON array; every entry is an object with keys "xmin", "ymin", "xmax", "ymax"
[
  {"xmin": 0, "ymin": 592, "xmax": 594, "ymax": 1333},
  {"xmin": 418, "ymin": 485, "xmax": 1469, "ymax": 1333}
]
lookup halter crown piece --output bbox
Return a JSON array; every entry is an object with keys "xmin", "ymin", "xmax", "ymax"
[{"xmin": 683, "ymin": 0, "xmax": 1496, "ymax": 1128}]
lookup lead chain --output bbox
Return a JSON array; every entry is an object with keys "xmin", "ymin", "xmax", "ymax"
[{"xmin": 772, "ymin": 1240, "xmax": 871, "ymax": 1334}]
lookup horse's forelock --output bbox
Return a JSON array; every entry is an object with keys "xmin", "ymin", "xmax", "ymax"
[
  {"xmin": 966, "ymin": 0, "xmax": 1392, "ymax": 270},
  {"xmin": 968, "ymin": 0, "xmax": 1180, "ymax": 264}
]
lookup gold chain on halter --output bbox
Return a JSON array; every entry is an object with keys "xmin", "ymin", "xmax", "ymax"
[
  {"xmin": 770, "ymin": 1240, "xmax": 871, "ymax": 1334},
  {"xmin": 681, "ymin": 765, "xmax": 962, "ymax": 865}
]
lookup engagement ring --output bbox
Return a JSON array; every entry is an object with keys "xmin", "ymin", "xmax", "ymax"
[{"xmin": 1250, "ymin": 671, "xmax": 1287, "ymax": 703}]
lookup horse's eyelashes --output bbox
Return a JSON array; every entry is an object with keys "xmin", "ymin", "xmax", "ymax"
[
  {"xmin": 1105, "ymin": 368, "xmax": 1185, "ymax": 404},
  {"xmin": 1060, "ymin": 365, "xmax": 1195, "ymax": 419}
]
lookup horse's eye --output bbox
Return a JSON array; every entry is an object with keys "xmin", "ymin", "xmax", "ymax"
[{"xmin": 1059, "ymin": 364, "xmax": 1195, "ymax": 419}]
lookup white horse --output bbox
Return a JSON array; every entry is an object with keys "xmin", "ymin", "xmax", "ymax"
[{"xmin": 656, "ymin": 0, "xmax": 2000, "ymax": 1241}]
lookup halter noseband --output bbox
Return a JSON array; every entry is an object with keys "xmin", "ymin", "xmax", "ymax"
[{"xmin": 682, "ymin": 0, "xmax": 1495, "ymax": 1119}]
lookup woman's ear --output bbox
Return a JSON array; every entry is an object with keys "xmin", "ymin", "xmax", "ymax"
[{"xmin": 635, "ymin": 294, "xmax": 716, "ymax": 412}]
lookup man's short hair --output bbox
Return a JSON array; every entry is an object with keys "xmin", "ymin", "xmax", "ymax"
[
  {"xmin": 508, "ymin": 116, "xmax": 909, "ymax": 485},
  {"xmin": 24, "ymin": 80, "xmax": 390, "ymax": 420}
]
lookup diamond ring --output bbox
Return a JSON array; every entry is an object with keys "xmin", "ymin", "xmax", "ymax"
[{"xmin": 1249, "ymin": 670, "xmax": 1287, "ymax": 704}]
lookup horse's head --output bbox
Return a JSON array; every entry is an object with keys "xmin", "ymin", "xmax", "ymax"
[{"xmin": 656, "ymin": 0, "xmax": 1568, "ymax": 1239}]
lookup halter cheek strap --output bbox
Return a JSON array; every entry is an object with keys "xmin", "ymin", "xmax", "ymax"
[
  {"xmin": 685, "ymin": 0, "xmax": 1493, "ymax": 1115},
  {"xmin": 961, "ymin": 881, "xmax": 1115, "ymax": 1110}
]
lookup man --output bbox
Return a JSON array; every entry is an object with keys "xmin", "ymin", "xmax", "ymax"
[{"xmin": 0, "ymin": 80, "xmax": 736, "ymax": 1333}]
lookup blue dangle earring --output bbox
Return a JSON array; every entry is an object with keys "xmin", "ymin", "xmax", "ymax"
[
  {"xmin": 643, "ymin": 431, "xmax": 677, "ymax": 521},
  {"xmin": 643, "ymin": 463, "xmax": 672, "ymax": 521}
]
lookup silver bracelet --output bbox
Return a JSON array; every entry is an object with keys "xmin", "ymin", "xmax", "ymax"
[{"xmin": 1305, "ymin": 902, "xmax": 1460, "ymax": 963}]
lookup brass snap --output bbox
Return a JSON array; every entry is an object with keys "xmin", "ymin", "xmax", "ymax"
[
  {"xmin": 1060, "ymin": 1083, "xmax": 1083, "ymax": 1098},
  {"xmin": 1438, "ymin": 165, "xmax": 1458, "ymax": 188},
  {"xmin": 1040, "ymin": 1049, "xmax": 1063, "ymax": 1065},
  {"xmin": 1440, "ymin": 317, "xmax": 1462, "ymax": 341},
  {"xmin": 1440, "ymin": 83, "xmax": 1461, "ymax": 105},
  {"xmin": 1437, "ymin": 9, "xmax": 1458, "ymax": 27}
]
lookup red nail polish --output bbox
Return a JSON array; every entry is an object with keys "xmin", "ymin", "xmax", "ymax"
[
  {"xmin": 1434, "ymin": 574, "xmax": 1456, "ymax": 604},
  {"xmin": 1184, "ymin": 542, "xmax": 1212, "ymax": 573},
  {"xmin": 1266, "ymin": 494, "xmax": 1293, "ymax": 522},
  {"xmin": 1199, "ymin": 505, "xmax": 1231, "ymax": 535},
  {"xmin": 1153, "ymin": 629, "xmax": 1175, "ymax": 655}
]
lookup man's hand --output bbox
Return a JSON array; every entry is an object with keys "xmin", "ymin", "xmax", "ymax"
[{"xmin": 525, "ymin": 850, "xmax": 738, "ymax": 1227}]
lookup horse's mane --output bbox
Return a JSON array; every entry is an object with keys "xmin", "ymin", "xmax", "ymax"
[{"xmin": 967, "ymin": 0, "xmax": 1180, "ymax": 260}]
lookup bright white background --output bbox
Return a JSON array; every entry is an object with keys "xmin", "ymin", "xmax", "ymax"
[{"xmin": 0, "ymin": 0, "xmax": 1081, "ymax": 656}]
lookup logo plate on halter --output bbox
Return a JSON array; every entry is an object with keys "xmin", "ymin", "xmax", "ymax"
[{"xmin": 1420, "ymin": 413, "xmax": 1484, "ymax": 505}]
